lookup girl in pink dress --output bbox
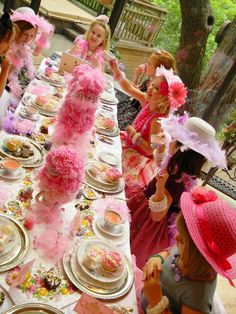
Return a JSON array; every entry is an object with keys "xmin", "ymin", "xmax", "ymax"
[
  {"xmin": 69, "ymin": 15, "xmax": 111, "ymax": 70},
  {"xmin": 109, "ymin": 61, "xmax": 187, "ymax": 195},
  {"xmin": 129, "ymin": 114, "xmax": 227, "ymax": 269}
]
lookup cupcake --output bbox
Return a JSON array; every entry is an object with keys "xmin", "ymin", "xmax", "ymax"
[
  {"xmin": 105, "ymin": 167, "xmax": 123, "ymax": 183},
  {"xmin": 103, "ymin": 118, "xmax": 116, "ymax": 131},
  {"xmin": 101, "ymin": 251, "xmax": 123, "ymax": 273},
  {"xmin": 0, "ymin": 225, "xmax": 15, "ymax": 253},
  {"xmin": 45, "ymin": 66, "xmax": 53, "ymax": 78},
  {"xmin": 83, "ymin": 245, "xmax": 103, "ymax": 270},
  {"xmin": 36, "ymin": 95, "xmax": 48, "ymax": 107}
]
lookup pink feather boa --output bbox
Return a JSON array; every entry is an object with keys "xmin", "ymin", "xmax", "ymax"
[{"xmin": 52, "ymin": 64, "xmax": 105, "ymax": 149}]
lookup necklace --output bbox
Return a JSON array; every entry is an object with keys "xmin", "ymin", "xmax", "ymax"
[{"xmin": 171, "ymin": 254, "xmax": 185, "ymax": 282}]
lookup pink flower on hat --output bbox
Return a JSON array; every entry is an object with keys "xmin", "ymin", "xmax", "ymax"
[
  {"xmin": 168, "ymin": 82, "xmax": 187, "ymax": 108},
  {"xmin": 159, "ymin": 81, "xmax": 168, "ymax": 96},
  {"xmin": 191, "ymin": 186, "xmax": 218, "ymax": 204}
]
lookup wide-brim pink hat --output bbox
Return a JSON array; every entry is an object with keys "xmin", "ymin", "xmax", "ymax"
[{"xmin": 181, "ymin": 187, "xmax": 236, "ymax": 285}]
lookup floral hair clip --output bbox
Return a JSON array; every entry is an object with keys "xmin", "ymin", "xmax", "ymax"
[
  {"xmin": 96, "ymin": 15, "xmax": 109, "ymax": 24},
  {"xmin": 156, "ymin": 65, "xmax": 187, "ymax": 109}
]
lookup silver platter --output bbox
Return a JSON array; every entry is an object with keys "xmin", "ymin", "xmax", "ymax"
[
  {"xmin": 83, "ymin": 172, "xmax": 125, "ymax": 194},
  {"xmin": 2, "ymin": 303, "xmax": 63, "ymax": 314},
  {"xmin": 0, "ymin": 214, "xmax": 30, "ymax": 272},
  {"xmin": 63, "ymin": 252, "xmax": 134, "ymax": 300}
]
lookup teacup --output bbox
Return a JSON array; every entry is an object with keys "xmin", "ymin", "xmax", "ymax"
[
  {"xmin": 0, "ymin": 158, "xmax": 21, "ymax": 174},
  {"xmin": 103, "ymin": 209, "xmax": 123, "ymax": 230},
  {"xmin": 23, "ymin": 105, "xmax": 38, "ymax": 117}
]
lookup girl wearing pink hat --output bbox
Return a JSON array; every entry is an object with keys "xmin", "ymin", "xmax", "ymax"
[{"xmin": 142, "ymin": 186, "xmax": 236, "ymax": 313}]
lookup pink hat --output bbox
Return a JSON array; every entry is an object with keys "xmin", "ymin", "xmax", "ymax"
[{"xmin": 181, "ymin": 186, "xmax": 236, "ymax": 286}]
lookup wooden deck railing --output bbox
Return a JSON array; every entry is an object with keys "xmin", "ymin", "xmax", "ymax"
[
  {"xmin": 72, "ymin": 0, "xmax": 168, "ymax": 47},
  {"xmin": 114, "ymin": 1, "xmax": 168, "ymax": 47}
]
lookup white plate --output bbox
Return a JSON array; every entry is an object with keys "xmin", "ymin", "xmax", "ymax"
[
  {"xmin": 0, "ymin": 167, "xmax": 25, "ymax": 180},
  {"xmin": 22, "ymin": 95, "xmax": 58, "ymax": 116},
  {"xmin": 95, "ymin": 216, "xmax": 125, "ymax": 237},
  {"xmin": 86, "ymin": 162, "xmax": 116, "ymax": 187},
  {"xmin": 77, "ymin": 237, "xmax": 127, "ymax": 283},
  {"xmin": 99, "ymin": 151, "xmax": 119, "ymax": 166},
  {"xmin": 84, "ymin": 172, "xmax": 125, "ymax": 194},
  {"xmin": 37, "ymin": 71, "xmax": 65, "ymax": 87},
  {"xmin": 98, "ymin": 109, "xmax": 115, "ymax": 120}
]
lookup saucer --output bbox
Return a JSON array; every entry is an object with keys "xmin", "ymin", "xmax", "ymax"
[
  {"xmin": 96, "ymin": 216, "xmax": 124, "ymax": 237},
  {"xmin": 0, "ymin": 167, "xmax": 25, "ymax": 180},
  {"xmin": 99, "ymin": 151, "xmax": 119, "ymax": 166},
  {"xmin": 19, "ymin": 107, "xmax": 40, "ymax": 121}
]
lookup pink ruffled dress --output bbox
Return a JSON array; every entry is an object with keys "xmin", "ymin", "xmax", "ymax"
[
  {"xmin": 72, "ymin": 37, "xmax": 105, "ymax": 68},
  {"xmin": 121, "ymin": 104, "xmax": 166, "ymax": 196},
  {"xmin": 128, "ymin": 173, "xmax": 197, "ymax": 269}
]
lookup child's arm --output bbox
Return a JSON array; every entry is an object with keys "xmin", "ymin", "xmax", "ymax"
[
  {"xmin": 109, "ymin": 59, "xmax": 146, "ymax": 106},
  {"xmin": 133, "ymin": 63, "xmax": 146, "ymax": 86},
  {"xmin": 0, "ymin": 56, "xmax": 11, "ymax": 96}
]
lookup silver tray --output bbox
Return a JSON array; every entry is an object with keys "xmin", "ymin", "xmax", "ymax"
[
  {"xmin": 63, "ymin": 252, "xmax": 134, "ymax": 300},
  {"xmin": 0, "ymin": 214, "xmax": 30, "ymax": 272},
  {"xmin": 96, "ymin": 127, "xmax": 120, "ymax": 137},
  {"xmin": 2, "ymin": 303, "xmax": 63, "ymax": 314},
  {"xmin": 83, "ymin": 172, "xmax": 125, "ymax": 194}
]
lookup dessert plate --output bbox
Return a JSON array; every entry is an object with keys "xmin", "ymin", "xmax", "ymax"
[
  {"xmin": 77, "ymin": 237, "xmax": 126, "ymax": 283},
  {"xmin": 37, "ymin": 71, "xmax": 65, "ymax": 87},
  {"xmin": 86, "ymin": 162, "xmax": 116, "ymax": 187},
  {"xmin": 0, "ymin": 137, "xmax": 36, "ymax": 162},
  {"xmin": 99, "ymin": 151, "xmax": 119, "ymax": 166},
  {"xmin": 19, "ymin": 107, "xmax": 40, "ymax": 121}
]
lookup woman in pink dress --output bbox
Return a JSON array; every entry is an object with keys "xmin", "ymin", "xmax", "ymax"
[
  {"xmin": 109, "ymin": 61, "xmax": 187, "ymax": 195},
  {"xmin": 129, "ymin": 114, "xmax": 227, "ymax": 269}
]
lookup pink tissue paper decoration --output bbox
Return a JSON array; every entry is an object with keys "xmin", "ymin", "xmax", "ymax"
[
  {"xmin": 52, "ymin": 64, "xmax": 105, "ymax": 150},
  {"xmin": 91, "ymin": 197, "xmax": 131, "ymax": 222}
]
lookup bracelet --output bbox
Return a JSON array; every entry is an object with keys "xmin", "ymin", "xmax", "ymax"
[
  {"xmin": 146, "ymin": 296, "xmax": 169, "ymax": 314},
  {"xmin": 148, "ymin": 254, "xmax": 164, "ymax": 264},
  {"xmin": 132, "ymin": 132, "xmax": 141, "ymax": 145},
  {"xmin": 148, "ymin": 194, "xmax": 167, "ymax": 212},
  {"xmin": 114, "ymin": 71, "xmax": 126, "ymax": 82}
]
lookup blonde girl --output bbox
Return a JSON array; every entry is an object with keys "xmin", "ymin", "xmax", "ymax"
[{"xmin": 69, "ymin": 15, "xmax": 111, "ymax": 69}]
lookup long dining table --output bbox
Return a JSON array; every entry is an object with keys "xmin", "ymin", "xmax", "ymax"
[{"xmin": 0, "ymin": 55, "xmax": 138, "ymax": 314}]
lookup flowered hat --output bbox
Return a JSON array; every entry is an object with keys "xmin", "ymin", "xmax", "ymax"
[
  {"xmin": 160, "ymin": 113, "xmax": 226, "ymax": 169},
  {"xmin": 156, "ymin": 65, "xmax": 187, "ymax": 109},
  {"xmin": 181, "ymin": 187, "xmax": 236, "ymax": 286}
]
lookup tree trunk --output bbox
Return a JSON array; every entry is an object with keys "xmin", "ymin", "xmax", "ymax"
[
  {"xmin": 184, "ymin": 18, "xmax": 236, "ymax": 131},
  {"xmin": 176, "ymin": 0, "xmax": 214, "ymax": 89}
]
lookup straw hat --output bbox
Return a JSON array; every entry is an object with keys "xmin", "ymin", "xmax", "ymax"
[
  {"xmin": 181, "ymin": 187, "xmax": 236, "ymax": 286},
  {"xmin": 160, "ymin": 113, "xmax": 227, "ymax": 169}
]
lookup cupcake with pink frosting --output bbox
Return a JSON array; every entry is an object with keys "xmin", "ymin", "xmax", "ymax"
[
  {"xmin": 45, "ymin": 66, "xmax": 53, "ymax": 78},
  {"xmin": 105, "ymin": 167, "xmax": 123, "ymax": 183},
  {"xmin": 101, "ymin": 251, "xmax": 123, "ymax": 273}
]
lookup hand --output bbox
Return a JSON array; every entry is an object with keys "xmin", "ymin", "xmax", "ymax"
[
  {"xmin": 143, "ymin": 256, "xmax": 163, "ymax": 280},
  {"xmin": 135, "ymin": 63, "xmax": 146, "ymax": 76},
  {"xmin": 155, "ymin": 169, "xmax": 169, "ymax": 192},
  {"xmin": 126, "ymin": 125, "xmax": 136, "ymax": 138},
  {"xmin": 143, "ymin": 268, "xmax": 163, "ymax": 308},
  {"xmin": 1, "ymin": 54, "xmax": 11, "ymax": 70},
  {"xmin": 109, "ymin": 58, "xmax": 120, "ymax": 77}
]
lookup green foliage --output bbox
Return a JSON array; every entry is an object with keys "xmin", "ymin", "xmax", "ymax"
[{"xmin": 152, "ymin": 0, "xmax": 236, "ymax": 69}]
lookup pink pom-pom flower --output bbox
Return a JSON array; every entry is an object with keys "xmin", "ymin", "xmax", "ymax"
[{"xmin": 191, "ymin": 186, "xmax": 218, "ymax": 204}]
